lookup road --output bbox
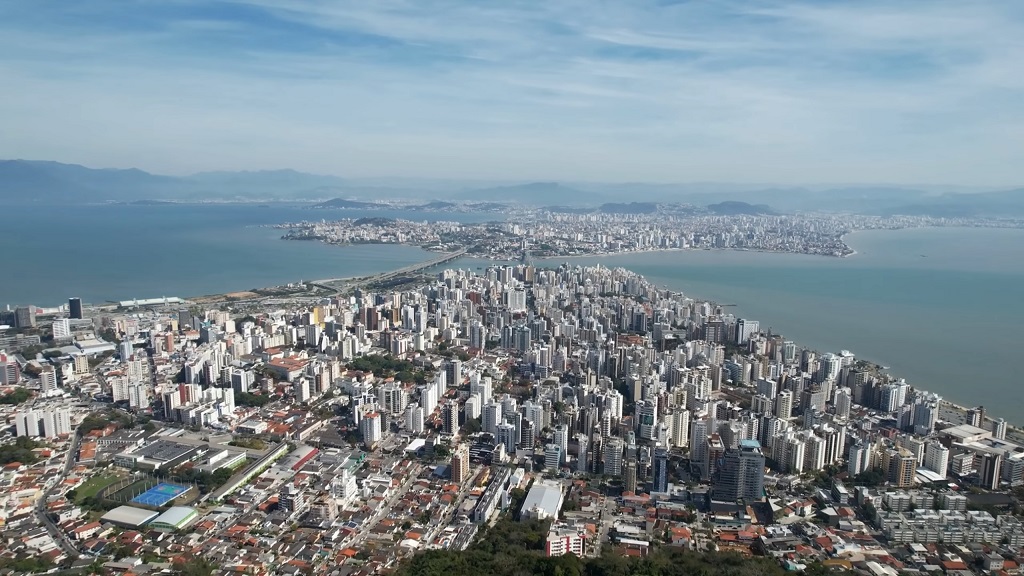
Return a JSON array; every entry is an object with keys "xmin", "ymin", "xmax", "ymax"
[
  {"xmin": 311, "ymin": 248, "xmax": 469, "ymax": 292},
  {"xmin": 593, "ymin": 492, "xmax": 618, "ymax": 557},
  {"xmin": 424, "ymin": 472, "xmax": 478, "ymax": 547},
  {"xmin": 344, "ymin": 463, "xmax": 423, "ymax": 549},
  {"xmin": 35, "ymin": 433, "xmax": 82, "ymax": 558}
]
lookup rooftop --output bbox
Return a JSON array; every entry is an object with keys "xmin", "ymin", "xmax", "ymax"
[
  {"xmin": 151, "ymin": 506, "xmax": 198, "ymax": 528},
  {"xmin": 136, "ymin": 439, "xmax": 198, "ymax": 463},
  {"xmin": 939, "ymin": 424, "xmax": 991, "ymax": 441},
  {"xmin": 101, "ymin": 506, "xmax": 159, "ymax": 527},
  {"xmin": 522, "ymin": 480, "xmax": 564, "ymax": 520}
]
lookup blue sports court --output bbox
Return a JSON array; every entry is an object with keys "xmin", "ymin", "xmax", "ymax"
[{"xmin": 131, "ymin": 482, "xmax": 188, "ymax": 507}]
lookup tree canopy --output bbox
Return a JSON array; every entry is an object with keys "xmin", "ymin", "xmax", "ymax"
[
  {"xmin": 394, "ymin": 516, "xmax": 788, "ymax": 576},
  {"xmin": 348, "ymin": 354, "xmax": 416, "ymax": 374},
  {"xmin": 236, "ymin": 391, "xmax": 272, "ymax": 407},
  {"xmin": 0, "ymin": 387, "xmax": 32, "ymax": 405},
  {"xmin": 0, "ymin": 436, "xmax": 43, "ymax": 465}
]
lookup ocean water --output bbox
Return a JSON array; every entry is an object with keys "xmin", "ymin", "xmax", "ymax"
[
  {"xmin": 0, "ymin": 203, "xmax": 493, "ymax": 307},
  {"xmin": 447, "ymin": 227, "xmax": 1024, "ymax": 423},
  {"xmin": 2, "ymin": 204, "xmax": 1020, "ymax": 422}
]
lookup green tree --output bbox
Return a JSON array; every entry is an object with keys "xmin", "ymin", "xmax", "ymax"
[
  {"xmin": 236, "ymin": 392, "xmax": 271, "ymax": 407},
  {"xmin": 0, "ymin": 556, "xmax": 53, "ymax": 573},
  {"xmin": 462, "ymin": 418, "xmax": 482, "ymax": 435},
  {"xmin": 173, "ymin": 556, "xmax": 218, "ymax": 576},
  {"xmin": 433, "ymin": 443, "xmax": 451, "ymax": 460},
  {"xmin": 0, "ymin": 387, "xmax": 32, "ymax": 405},
  {"xmin": 0, "ymin": 436, "xmax": 42, "ymax": 465},
  {"xmin": 853, "ymin": 468, "xmax": 885, "ymax": 487}
]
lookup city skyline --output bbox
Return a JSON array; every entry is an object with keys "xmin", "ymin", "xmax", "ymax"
[{"xmin": 2, "ymin": 1, "xmax": 1023, "ymax": 185}]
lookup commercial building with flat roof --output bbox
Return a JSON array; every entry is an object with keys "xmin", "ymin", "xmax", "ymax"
[
  {"xmin": 150, "ymin": 506, "xmax": 199, "ymax": 532},
  {"xmin": 114, "ymin": 439, "xmax": 200, "ymax": 471},
  {"xmin": 521, "ymin": 479, "xmax": 564, "ymax": 521},
  {"xmin": 101, "ymin": 506, "xmax": 159, "ymax": 528}
]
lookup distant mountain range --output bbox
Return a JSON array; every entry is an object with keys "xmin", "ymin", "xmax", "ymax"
[
  {"xmin": 0, "ymin": 160, "xmax": 350, "ymax": 203},
  {"xmin": 450, "ymin": 182, "xmax": 596, "ymax": 206},
  {"xmin": 1, "ymin": 159, "xmax": 1022, "ymax": 216},
  {"xmin": 707, "ymin": 201, "xmax": 777, "ymax": 216}
]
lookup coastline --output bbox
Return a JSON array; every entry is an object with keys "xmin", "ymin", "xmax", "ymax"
[
  {"xmin": 174, "ymin": 255, "xmax": 1020, "ymax": 430},
  {"xmin": 535, "ymin": 245, "xmax": 854, "ymax": 261}
]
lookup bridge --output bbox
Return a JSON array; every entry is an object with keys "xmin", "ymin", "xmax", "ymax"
[{"xmin": 310, "ymin": 248, "xmax": 468, "ymax": 291}]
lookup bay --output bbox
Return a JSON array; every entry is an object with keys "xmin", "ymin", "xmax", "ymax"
[
  {"xmin": 2, "ymin": 203, "xmax": 1020, "ymax": 423},
  {"xmin": 0, "ymin": 203, "xmax": 491, "ymax": 307}
]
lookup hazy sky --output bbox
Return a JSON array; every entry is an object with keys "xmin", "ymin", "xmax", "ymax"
[{"xmin": 2, "ymin": 1, "xmax": 1023, "ymax": 184}]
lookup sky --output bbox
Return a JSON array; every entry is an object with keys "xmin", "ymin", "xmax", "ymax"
[{"xmin": 1, "ymin": 1, "xmax": 1023, "ymax": 185}]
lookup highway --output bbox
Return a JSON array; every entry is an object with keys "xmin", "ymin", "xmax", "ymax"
[{"xmin": 310, "ymin": 248, "xmax": 468, "ymax": 291}]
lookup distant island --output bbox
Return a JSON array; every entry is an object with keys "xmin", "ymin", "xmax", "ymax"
[{"xmin": 279, "ymin": 209, "xmax": 1024, "ymax": 260}]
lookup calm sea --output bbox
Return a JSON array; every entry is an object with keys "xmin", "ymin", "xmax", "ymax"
[
  {"xmin": 448, "ymin": 227, "xmax": 1024, "ymax": 423},
  {"xmin": 2, "ymin": 204, "xmax": 1020, "ymax": 422},
  {"xmin": 0, "ymin": 203, "xmax": 493, "ymax": 307}
]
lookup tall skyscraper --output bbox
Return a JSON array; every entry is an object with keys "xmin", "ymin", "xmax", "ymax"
[
  {"xmin": 14, "ymin": 306, "xmax": 36, "ymax": 328},
  {"xmin": 652, "ymin": 444, "xmax": 669, "ymax": 493},
  {"xmin": 451, "ymin": 445, "xmax": 470, "ymax": 484},
  {"xmin": 993, "ymin": 418, "xmax": 1008, "ymax": 440},
  {"xmin": 882, "ymin": 446, "xmax": 917, "ymax": 488},
  {"xmin": 923, "ymin": 441, "xmax": 949, "ymax": 478},
  {"xmin": 544, "ymin": 444, "xmax": 562, "ymax": 471},
  {"xmin": 497, "ymin": 423, "xmax": 517, "ymax": 455},
  {"xmin": 623, "ymin": 458, "xmax": 638, "ymax": 494},
  {"xmin": 52, "ymin": 318, "xmax": 72, "ymax": 341},
  {"xmin": 714, "ymin": 439, "xmax": 766, "ymax": 501},
  {"xmin": 442, "ymin": 400, "xmax": 459, "ymax": 435},
  {"xmin": 603, "ymin": 437, "xmax": 624, "ymax": 476},
  {"xmin": 68, "ymin": 297, "xmax": 83, "ymax": 319},
  {"xmin": 360, "ymin": 412, "xmax": 382, "ymax": 447},
  {"xmin": 978, "ymin": 452, "xmax": 1002, "ymax": 491},
  {"xmin": 669, "ymin": 409, "xmax": 690, "ymax": 450},
  {"xmin": 847, "ymin": 441, "xmax": 872, "ymax": 476},
  {"xmin": 553, "ymin": 425, "xmax": 569, "ymax": 464},
  {"xmin": 736, "ymin": 318, "xmax": 759, "ymax": 345},
  {"xmin": 119, "ymin": 340, "xmax": 134, "ymax": 362},
  {"xmin": 833, "ymin": 387, "xmax": 852, "ymax": 420},
  {"xmin": 482, "ymin": 401, "xmax": 502, "ymax": 436},
  {"xmin": 775, "ymin": 391, "xmax": 793, "ymax": 419},
  {"xmin": 636, "ymin": 399, "xmax": 658, "ymax": 441}
]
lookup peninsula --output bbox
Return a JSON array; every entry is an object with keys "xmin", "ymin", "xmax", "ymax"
[
  {"xmin": 278, "ymin": 209, "xmax": 1024, "ymax": 260},
  {"xmin": 2, "ymin": 261, "xmax": 1022, "ymax": 575}
]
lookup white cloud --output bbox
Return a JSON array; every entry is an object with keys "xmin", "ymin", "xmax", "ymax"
[{"xmin": 0, "ymin": 0, "xmax": 1021, "ymax": 185}]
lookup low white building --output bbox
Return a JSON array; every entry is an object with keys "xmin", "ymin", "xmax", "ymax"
[{"xmin": 521, "ymin": 479, "xmax": 564, "ymax": 521}]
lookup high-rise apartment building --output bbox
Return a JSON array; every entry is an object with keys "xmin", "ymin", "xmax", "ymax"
[
  {"xmin": 714, "ymin": 439, "xmax": 766, "ymax": 502},
  {"xmin": 15, "ymin": 409, "xmax": 71, "ymax": 438},
  {"xmin": 775, "ymin": 391, "xmax": 793, "ymax": 419},
  {"xmin": 544, "ymin": 444, "xmax": 562, "ymax": 471},
  {"xmin": 882, "ymin": 446, "xmax": 917, "ymax": 488},
  {"xmin": 482, "ymin": 401, "xmax": 502, "ymax": 436},
  {"xmin": 623, "ymin": 458, "xmax": 638, "ymax": 494},
  {"xmin": 652, "ymin": 444, "xmax": 669, "ymax": 493},
  {"xmin": 923, "ymin": 441, "xmax": 949, "ymax": 478},
  {"xmin": 603, "ymin": 437, "xmax": 623, "ymax": 476},
  {"xmin": 451, "ymin": 445, "xmax": 470, "ymax": 483},
  {"xmin": 360, "ymin": 412, "xmax": 382, "ymax": 448},
  {"xmin": 442, "ymin": 400, "xmax": 459, "ymax": 435},
  {"xmin": 14, "ymin": 306, "xmax": 36, "ymax": 328}
]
